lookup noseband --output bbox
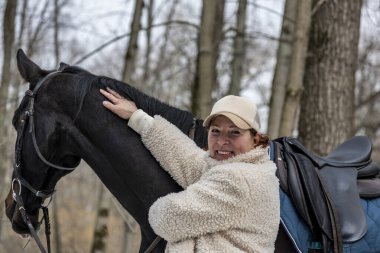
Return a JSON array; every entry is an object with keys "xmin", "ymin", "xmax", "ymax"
[{"xmin": 12, "ymin": 71, "xmax": 76, "ymax": 253}]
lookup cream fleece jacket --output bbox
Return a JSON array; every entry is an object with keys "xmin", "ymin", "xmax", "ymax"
[{"xmin": 128, "ymin": 109, "xmax": 280, "ymax": 253}]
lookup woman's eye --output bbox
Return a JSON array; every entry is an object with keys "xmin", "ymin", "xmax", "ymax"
[
  {"xmin": 231, "ymin": 130, "xmax": 241, "ymax": 136},
  {"xmin": 211, "ymin": 128, "xmax": 220, "ymax": 134}
]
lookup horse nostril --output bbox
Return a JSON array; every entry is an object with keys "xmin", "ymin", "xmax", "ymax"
[{"xmin": 19, "ymin": 234, "xmax": 30, "ymax": 239}]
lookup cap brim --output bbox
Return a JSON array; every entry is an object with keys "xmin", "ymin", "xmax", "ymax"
[{"xmin": 203, "ymin": 112, "xmax": 251, "ymax": 129}]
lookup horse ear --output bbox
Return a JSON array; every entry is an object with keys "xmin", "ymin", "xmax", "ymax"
[
  {"xmin": 58, "ymin": 62, "xmax": 69, "ymax": 71},
  {"xmin": 16, "ymin": 49, "xmax": 47, "ymax": 90}
]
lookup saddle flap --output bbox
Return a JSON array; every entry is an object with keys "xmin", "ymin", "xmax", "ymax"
[
  {"xmin": 319, "ymin": 166, "xmax": 368, "ymax": 242},
  {"xmin": 282, "ymin": 142, "xmax": 332, "ymax": 238}
]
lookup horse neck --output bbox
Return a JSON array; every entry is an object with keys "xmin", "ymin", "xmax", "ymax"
[
  {"xmin": 111, "ymin": 80, "xmax": 208, "ymax": 148},
  {"xmin": 66, "ymin": 80, "xmax": 185, "ymax": 242},
  {"xmin": 115, "ymin": 80, "xmax": 195, "ymax": 134}
]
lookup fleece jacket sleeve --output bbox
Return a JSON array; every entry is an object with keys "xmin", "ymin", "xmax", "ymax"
[
  {"xmin": 128, "ymin": 111, "xmax": 209, "ymax": 189},
  {"xmin": 148, "ymin": 166, "xmax": 250, "ymax": 243},
  {"xmin": 128, "ymin": 109, "xmax": 154, "ymax": 134}
]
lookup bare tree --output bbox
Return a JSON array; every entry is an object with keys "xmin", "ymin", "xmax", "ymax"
[
  {"xmin": 192, "ymin": 0, "xmax": 225, "ymax": 118},
  {"xmin": 51, "ymin": 1, "xmax": 64, "ymax": 252},
  {"xmin": 90, "ymin": 184, "xmax": 112, "ymax": 253},
  {"xmin": 267, "ymin": 0, "xmax": 297, "ymax": 138},
  {"xmin": 53, "ymin": 0, "xmax": 60, "ymax": 66},
  {"xmin": 228, "ymin": 0, "xmax": 248, "ymax": 95},
  {"xmin": 26, "ymin": 0, "xmax": 50, "ymax": 56},
  {"xmin": 355, "ymin": 40, "xmax": 380, "ymax": 138},
  {"xmin": 121, "ymin": 0, "xmax": 144, "ymax": 84},
  {"xmin": 149, "ymin": 0, "xmax": 180, "ymax": 96},
  {"xmin": 0, "ymin": 0, "xmax": 17, "ymax": 137},
  {"xmin": 298, "ymin": 0, "xmax": 363, "ymax": 154},
  {"xmin": 278, "ymin": 0, "xmax": 312, "ymax": 137},
  {"xmin": 0, "ymin": 0, "xmax": 18, "ymax": 238},
  {"xmin": 143, "ymin": 0, "xmax": 155, "ymax": 83},
  {"xmin": 115, "ymin": 196, "xmax": 140, "ymax": 253}
]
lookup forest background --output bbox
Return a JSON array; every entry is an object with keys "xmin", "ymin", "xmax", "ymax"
[{"xmin": 0, "ymin": 0, "xmax": 379, "ymax": 252}]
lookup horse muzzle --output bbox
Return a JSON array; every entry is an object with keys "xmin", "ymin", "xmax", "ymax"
[{"xmin": 5, "ymin": 189, "xmax": 40, "ymax": 236}]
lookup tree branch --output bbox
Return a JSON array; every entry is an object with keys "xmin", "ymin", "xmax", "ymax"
[
  {"xmin": 356, "ymin": 90, "xmax": 380, "ymax": 109},
  {"xmin": 73, "ymin": 20, "xmax": 199, "ymax": 65}
]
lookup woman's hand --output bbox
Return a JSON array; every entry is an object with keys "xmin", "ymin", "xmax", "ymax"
[{"xmin": 100, "ymin": 87, "xmax": 137, "ymax": 120}]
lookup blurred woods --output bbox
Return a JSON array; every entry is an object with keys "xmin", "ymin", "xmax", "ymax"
[{"xmin": 0, "ymin": 0, "xmax": 379, "ymax": 252}]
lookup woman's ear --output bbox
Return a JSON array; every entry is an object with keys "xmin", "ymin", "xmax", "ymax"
[{"xmin": 253, "ymin": 133, "xmax": 260, "ymax": 148}]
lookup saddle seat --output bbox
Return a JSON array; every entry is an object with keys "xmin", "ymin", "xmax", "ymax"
[
  {"xmin": 286, "ymin": 135, "xmax": 372, "ymax": 168},
  {"xmin": 271, "ymin": 136, "xmax": 380, "ymax": 253}
]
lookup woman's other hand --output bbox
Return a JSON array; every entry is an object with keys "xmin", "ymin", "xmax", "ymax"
[{"xmin": 100, "ymin": 87, "xmax": 137, "ymax": 120}]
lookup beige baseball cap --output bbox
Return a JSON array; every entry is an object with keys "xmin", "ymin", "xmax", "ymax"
[{"xmin": 203, "ymin": 95, "xmax": 261, "ymax": 132}]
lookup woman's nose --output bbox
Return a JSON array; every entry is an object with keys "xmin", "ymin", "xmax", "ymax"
[{"xmin": 216, "ymin": 135, "xmax": 230, "ymax": 145}]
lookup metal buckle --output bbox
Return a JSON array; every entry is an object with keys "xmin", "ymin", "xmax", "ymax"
[
  {"xmin": 25, "ymin": 90, "xmax": 33, "ymax": 97},
  {"xmin": 12, "ymin": 178, "xmax": 22, "ymax": 200}
]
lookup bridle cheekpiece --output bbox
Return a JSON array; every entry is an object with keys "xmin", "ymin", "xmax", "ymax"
[{"xmin": 12, "ymin": 71, "xmax": 76, "ymax": 253}]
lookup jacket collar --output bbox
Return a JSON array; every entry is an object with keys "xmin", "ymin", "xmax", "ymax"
[{"xmin": 207, "ymin": 147, "xmax": 270, "ymax": 166}]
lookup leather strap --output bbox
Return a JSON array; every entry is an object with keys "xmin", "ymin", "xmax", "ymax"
[
  {"xmin": 188, "ymin": 118, "xmax": 196, "ymax": 140},
  {"xmin": 144, "ymin": 236, "xmax": 162, "ymax": 253}
]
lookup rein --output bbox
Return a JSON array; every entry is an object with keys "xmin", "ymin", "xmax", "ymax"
[{"xmin": 12, "ymin": 71, "xmax": 76, "ymax": 253}]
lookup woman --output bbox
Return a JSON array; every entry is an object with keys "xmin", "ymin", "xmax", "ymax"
[{"xmin": 100, "ymin": 88, "xmax": 280, "ymax": 253}]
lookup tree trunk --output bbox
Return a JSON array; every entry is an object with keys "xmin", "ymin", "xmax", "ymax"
[
  {"xmin": 0, "ymin": 0, "xmax": 17, "ymax": 238},
  {"xmin": 53, "ymin": 0, "xmax": 60, "ymax": 66},
  {"xmin": 143, "ymin": 0, "xmax": 154, "ymax": 84},
  {"xmin": 355, "ymin": 39, "xmax": 380, "ymax": 145},
  {"xmin": 113, "ymin": 197, "xmax": 141, "ymax": 253},
  {"xmin": 150, "ymin": 0, "xmax": 179, "ymax": 95},
  {"xmin": 0, "ymin": 0, "xmax": 17, "ymax": 130},
  {"xmin": 52, "ymin": 197, "xmax": 62, "ymax": 253},
  {"xmin": 121, "ymin": 0, "xmax": 144, "ymax": 84},
  {"xmin": 228, "ymin": 0, "xmax": 247, "ymax": 96},
  {"xmin": 278, "ymin": 0, "xmax": 312, "ymax": 137},
  {"xmin": 267, "ymin": 0, "xmax": 297, "ymax": 138},
  {"xmin": 192, "ymin": 0, "xmax": 225, "ymax": 118},
  {"xmin": 298, "ymin": 0, "xmax": 363, "ymax": 155},
  {"xmin": 90, "ymin": 184, "xmax": 112, "ymax": 253},
  {"xmin": 52, "ymin": 2, "xmax": 62, "ymax": 252},
  {"xmin": 26, "ymin": 0, "xmax": 50, "ymax": 57}
]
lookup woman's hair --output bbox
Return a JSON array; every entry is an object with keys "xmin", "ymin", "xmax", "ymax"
[{"xmin": 250, "ymin": 130, "xmax": 270, "ymax": 148}]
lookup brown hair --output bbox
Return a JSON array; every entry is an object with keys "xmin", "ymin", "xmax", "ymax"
[{"xmin": 250, "ymin": 130, "xmax": 270, "ymax": 148}]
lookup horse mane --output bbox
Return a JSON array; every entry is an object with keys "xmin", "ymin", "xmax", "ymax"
[{"xmin": 61, "ymin": 65, "xmax": 197, "ymax": 134}]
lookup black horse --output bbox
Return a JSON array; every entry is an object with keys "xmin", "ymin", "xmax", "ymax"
[{"xmin": 5, "ymin": 49, "xmax": 297, "ymax": 252}]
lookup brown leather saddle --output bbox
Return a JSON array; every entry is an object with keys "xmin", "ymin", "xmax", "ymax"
[{"xmin": 272, "ymin": 136, "xmax": 380, "ymax": 253}]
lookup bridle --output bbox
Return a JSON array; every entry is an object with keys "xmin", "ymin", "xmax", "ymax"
[
  {"xmin": 11, "ymin": 70, "xmax": 198, "ymax": 253},
  {"xmin": 12, "ymin": 71, "xmax": 76, "ymax": 253}
]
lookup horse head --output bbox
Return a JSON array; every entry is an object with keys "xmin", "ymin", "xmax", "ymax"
[{"xmin": 5, "ymin": 49, "xmax": 81, "ymax": 237}]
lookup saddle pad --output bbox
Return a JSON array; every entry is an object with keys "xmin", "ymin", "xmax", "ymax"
[{"xmin": 280, "ymin": 189, "xmax": 380, "ymax": 253}]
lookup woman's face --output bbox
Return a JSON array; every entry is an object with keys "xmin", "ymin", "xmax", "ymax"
[{"xmin": 207, "ymin": 115, "xmax": 258, "ymax": 161}]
